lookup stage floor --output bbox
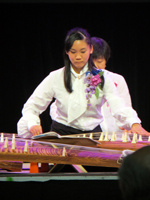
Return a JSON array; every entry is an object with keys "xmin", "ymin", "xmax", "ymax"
[
  {"xmin": 0, "ymin": 163, "xmax": 119, "ymax": 182},
  {"xmin": 0, "ymin": 172, "xmax": 118, "ymax": 182}
]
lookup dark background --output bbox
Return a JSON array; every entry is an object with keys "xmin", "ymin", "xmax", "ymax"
[{"xmin": 0, "ymin": 0, "xmax": 150, "ymax": 134}]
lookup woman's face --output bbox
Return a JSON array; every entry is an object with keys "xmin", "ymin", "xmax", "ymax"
[
  {"xmin": 93, "ymin": 57, "xmax": 106, "ymax": 69},
  {"xmin": 66, "ymin": 40, "xmax": 93, "ymax": 74}
]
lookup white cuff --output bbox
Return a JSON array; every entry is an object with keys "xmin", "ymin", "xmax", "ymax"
[{"xmin": 27, "ymin": 120, "xmax": 39, "ymax": 130}]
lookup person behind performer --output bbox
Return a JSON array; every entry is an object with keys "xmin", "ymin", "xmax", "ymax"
[
  {"xmin": 91, "ymin": 37, "xmax": 132, "ymax": 134},
  {"xmin": 118, "ymin": 146, "xmax": 150, "ymax": 200},
  {"xmin": 17, "ymin": 27, "xmax": 149, "ymax": 138}
]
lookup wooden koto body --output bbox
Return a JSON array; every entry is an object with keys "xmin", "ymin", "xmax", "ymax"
[
  {"xmin": 97, "ymin": 140, "xmax": 150, "ymax": 151},
  {"xmin": 1, "ymin": 132, "xmax": 150, "ymax": 170},
  {"xmin": 0, "ymin": 140, "xmax": 121, "ymax": 168}
]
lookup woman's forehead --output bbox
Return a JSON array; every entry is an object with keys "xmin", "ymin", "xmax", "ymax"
[{"xmin": 71, "ymin": 40, "xmax": 90, "ymax": 50}]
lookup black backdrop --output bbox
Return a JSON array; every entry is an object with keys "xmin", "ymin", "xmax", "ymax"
[{"xmin": 0, "ymin": 2, "xmax": 150, "ymax": 134}]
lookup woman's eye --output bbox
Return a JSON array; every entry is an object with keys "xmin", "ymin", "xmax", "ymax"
[{"xmin": 81, "ymin": 51, "xmax": 86, "ymax": 53}]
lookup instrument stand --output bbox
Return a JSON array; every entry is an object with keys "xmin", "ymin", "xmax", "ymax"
[{"xmin": 48, "ymin": 164, "xmax": 87, "ymax": 173}]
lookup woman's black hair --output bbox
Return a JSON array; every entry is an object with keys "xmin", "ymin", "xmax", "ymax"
[
  {"xmin": 64, "ymin": 27, "xmax": 94, "ymax": 93},
  {"xmin": 118, "ymin": 146, "xmax": 150, "ymax": 200},
  {"xmin": 91, "ymin": 37, "xmax": 111, "ymax": 62}
]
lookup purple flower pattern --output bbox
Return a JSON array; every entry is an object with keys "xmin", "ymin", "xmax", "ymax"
[{"xmin": 84, "ymin": 68, "xmax": 104, "ymax": 108}]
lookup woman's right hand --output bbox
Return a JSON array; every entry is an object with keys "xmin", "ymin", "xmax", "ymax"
[{"xmin": 29, "ymin": 125, "xmax": 43, "ymax": 136}]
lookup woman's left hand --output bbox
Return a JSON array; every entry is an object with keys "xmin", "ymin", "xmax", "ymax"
[{"xmin": 131, "ymin": 123, "xmax": 150, "ymax": 136}]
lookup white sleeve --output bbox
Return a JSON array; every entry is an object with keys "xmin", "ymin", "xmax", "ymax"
[
  {"xmin": 103, "ymin": 71, "xmax": 141, "ymax": 129},
  {"xmin": 17, "ymin": 73, "xmax": 54, "ymax": 137},
  {"xmin": 115, "ymin": 75, "xmax": 132, "ymax": 107},
  {"xmin": 17, "ymin": 117, "xmax": 34, "ymax": 138}
]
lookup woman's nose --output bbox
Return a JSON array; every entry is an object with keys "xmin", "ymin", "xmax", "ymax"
[{"xmin": 76, "ymin": 53, "xmax": 81, "ymax": 59}]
